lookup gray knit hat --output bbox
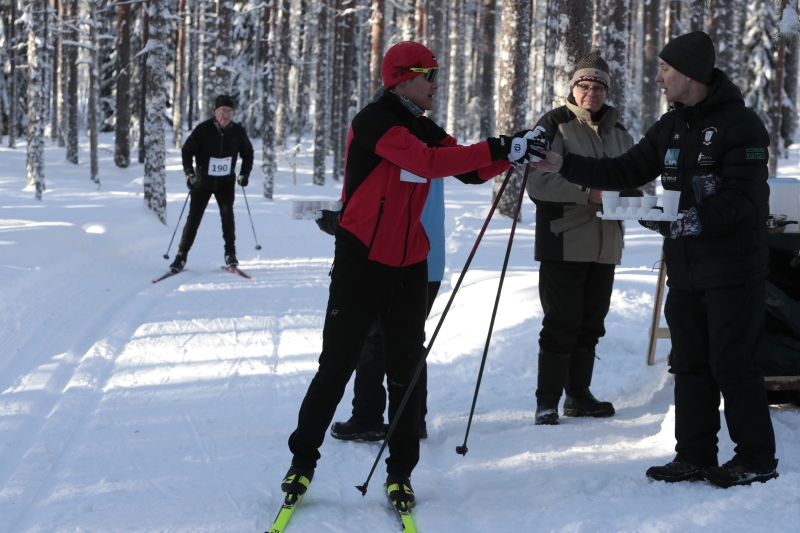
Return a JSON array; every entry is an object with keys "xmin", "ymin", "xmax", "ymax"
[
  {"xmin": 658, "ymin": 31, "xmax": 715, "ymax": 85},
  {"xmin": 571, "ymin": 49, "xmax": 611, "ymax": 90}
]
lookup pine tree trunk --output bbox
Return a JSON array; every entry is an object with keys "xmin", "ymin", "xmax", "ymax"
[
  {"xmin": 274, "ymin": 0, "xmax": 292, "ymax": 145},
  {"xmin": 143, "ymin": 0, "xmax": 169, "ymax": 224},
  {"xmin": 172, "ymin": 0, "xmax": 187, "ymax": 147},
  {"xmin": 599, "ymin": 0, "xmax": 630, "ymax": 123},
  {"xmin": 138, "ymin": 5, "xmax": 149, "ymax": 163},
  {"xmin": 294, "ymin": 0, "xmax": 312, "ymax": 144},
  {"xmin": 262, "ymin": 0, "xmax": 279, "ymax": 198},
  {"xmin": 313, "ymin": 0, "xmax": 331, "ymax": 186},
  {"xmin": 782, "ymin": 37, "xmax": 798, "ymax": 152},
  {"xmin": 8, "ymin": 0, "xmax": 17, "ymax": 149},
  {"xmin": 445, "ymin": 0, "xmax": 464, "ymax": 139},
  {"xmin": 369, "ymin": 0, "xmax": 384, "ymax": 95},
  {"xmin": 216, "ymin": 0, "xmax": 234, "ymax": 95},
  {"xmin": 667, "ymin": 0, "xmax": 681, "ymax": 39},
  {"xmin": 769, "ymin": 0, "xmax": 787, "ymax": 178},
  {"xmin": 493, "ymin": 0, "xmax": 531, "ymax": 220},
  {"xmin": 89, "ymin": 0, "xmax": 100, "ymax": 185},
  {"xmin": 330, "ymin": 0, "xmax": 345, "ymax": 182},
  {"xmin": 187, "ymin": 0, "xmax": 199, "ymax": 130},
  {"xmin": 553, "ymin": 0, "xmax": 592, "ymax": 102},
  {"xmin": 115, "ymin": 1, "xmax": 131, "ymax": 167},
  {"xmin": 427, "ymin": 0, "xmax": 448, "ymax": 126},
  {"xmin": 336, "ymin": 5, "xmax": 355, "ymax": 179},
  {"xmin": 543, "ymin": 0, "xmax": 557, "ymax": 109},
  {"xmin": 709, "ymin": 0, "xmax": 737, "ymax": 76},
  {"xmin": 66, "ymin": 0, "xmax": 79, "ymax": 164},
  {"xmin": 26, "ymin": 0, "xmax": 47, "ymax": 198},
  {"xmin": 50, "ymin": 0, "xmax": 60, "ymax": 143},
  {"xmin": 641, "ymin": 0, "xmax": 662, "ymax": 136},
  {"xmin": 478, "ymin": 0, "xmax": 496, "ymax": 138},
  {"xmin": 200, "ymin": 0, "xmax": 216, "ymax": 118}
]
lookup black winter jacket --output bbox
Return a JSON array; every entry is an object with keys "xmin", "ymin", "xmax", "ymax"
[
  {"xmin": 560, "ymin": 69, "xmax": 770, "ymax": 291},
  {"xmin": 182, "ymin": 118, "xmax": 254, "ymax": 191}
]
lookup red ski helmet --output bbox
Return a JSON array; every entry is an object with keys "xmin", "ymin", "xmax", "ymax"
[{"xmin": 381, "ymin": 41, "xmax": 439, "ymax": 88}]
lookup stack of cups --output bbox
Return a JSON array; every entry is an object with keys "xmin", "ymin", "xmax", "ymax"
[{"xmin": 662, "ymin": 190, "xmax": 681, "ymax": 217}]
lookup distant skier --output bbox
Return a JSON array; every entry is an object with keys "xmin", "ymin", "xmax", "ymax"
[
  {"xmin": 170, "ymin": 95, "xmax": 254, "ymax": 272},
  {"xmin": 279, "ymin": 41, "xmax": 545, "ymax": 508}
]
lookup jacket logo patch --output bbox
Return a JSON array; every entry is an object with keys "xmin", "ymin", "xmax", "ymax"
[
  {"xmin": 697, "ymin": 152, "xmax": 714, "ymax": 165},
  {"xmin": 746, "ymin": 148, "xmax": 766, "ymax": 160},
  {"xmin": 662, "ymin": 174, "xmax": 677, "ymax": 183},
  {"xmin": 702, "ymin": 127, "xmax": 717, "ymax": 146},
  {"xmin": 673, "ymin": 133, "xmax": 681, "ymax": 140},
  {"xmin": 664, "ymin": 149, "xmax": 680, "ymax": 167}
]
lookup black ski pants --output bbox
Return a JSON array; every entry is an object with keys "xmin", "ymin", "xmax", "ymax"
[
  {"xmin": 350, "ymin": 281, "xmax": 440, "ymax": 427},
  {"xmin": 538, "ymin": 260, "xmax": 615, "ymax": 356},
  {"xmin": 177, "ymin": 181, "xmax": 236, "ymax": 257},
  {"xmin": 665, "ymin": 279, "xmax": 776, "ymax": 469},
  {"xmin": 288, "ymin": 240, "xmax": 428, "ymax": 477}
]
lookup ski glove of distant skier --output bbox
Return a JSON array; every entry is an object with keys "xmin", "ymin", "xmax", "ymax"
[
  {"xmin": 639, "ymin": 207, "xmax": 701, "ymax": 239},
  {"xmin": 186, "ymin": 171, "xmax": 197, "ymax": 190},
  {"xmin": 237, "ymin": 174, "xmax": 249, "ymax": 187},
  {"xmin": 487, "ymin": 135, "xmax": 551, "ymax": 164}
]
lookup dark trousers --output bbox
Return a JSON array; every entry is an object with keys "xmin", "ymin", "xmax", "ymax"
[
  {"xmin": 665, "ymin": 279, "xmax": 776, "ymax": 468},
  {"xmin": 288, "ymin": 241, "xmax": 428, "ymax": 477},
  {"xmin": 538, "ymin": 260, "xmax": 615, "ymax": 356},
  {"xmin": 177, "ymin": 182, "xmax": 236, "ymax": 256},
  {"xmin": 350, "ymin": 281, "xmax": 440, "ymax": 426}
]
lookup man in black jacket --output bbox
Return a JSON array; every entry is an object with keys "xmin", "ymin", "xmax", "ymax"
[
  {"xmin": 170, "ymin": 95, "xmax": 255, "ymax": 272},
  {"xmin": 531, "ymin": 31, "xmax": 778, "ymax": 488}
]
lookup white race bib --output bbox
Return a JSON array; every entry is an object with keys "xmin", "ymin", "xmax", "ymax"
[
  {"xmin": 399, "ymin": 168, "xmax": 427, "ymax": 183},
  {"xmin": 208, "ymin": 157, "xmax": 233, "ymax": 176}
]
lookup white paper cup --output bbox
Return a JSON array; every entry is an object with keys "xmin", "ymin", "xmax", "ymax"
[
  {"xmin": 601, "ymin": 191, "xmax": 619, "ymax": 214},
  {"xmin": 662, "ymin": 190, "xmax": 681, "ymax": 216},
  {"xmin": 627, "ymin": 197, "xmax": 641, "ymax": 208},
  {"xmin": 331, "ymin": 201, "xmax": 343, "ymax": 212},
  {"xmin": 619, "ymin": 197, "xmax": 629, "ymax": 209},
  {"xmin": 291, "ymin": 200, "xmax": 304, "ymax": 219},
  {"xmin": 641, "ymin": 196, "xmax": 658, "ymax": 210}
]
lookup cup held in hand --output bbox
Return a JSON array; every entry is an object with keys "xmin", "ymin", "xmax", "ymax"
[{"xmin": 662, "ymin": 190, "xmax": 681, "ymax": 216}]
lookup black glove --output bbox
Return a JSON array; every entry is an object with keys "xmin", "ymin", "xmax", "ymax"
[
  {"xmin": 638, "ymin": 207, "xmax": 671, "ymax": 237},
  {"xmin": 186, "ymin": 171, "xmax": 196, "ymax": 190},
  {"xmin": 314, "ymin": 209, "xmax": 339, "ymax": 236},
  {"xmin": 237, "ymin": 174, "xmax": 249, "ymax": 187},
  {"xmin": 487, "ymin": 136, "xmax": 547, "ymax": 164}
]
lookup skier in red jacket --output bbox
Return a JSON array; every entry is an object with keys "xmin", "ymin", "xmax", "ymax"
[{"xmin": 280, "ymin": 41, "xmax": 544, "ymax": 505}]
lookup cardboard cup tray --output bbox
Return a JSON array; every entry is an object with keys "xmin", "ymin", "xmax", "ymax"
[{"xmin": 596, "ymin": 208, "xmax": 683, "ymax": 221}]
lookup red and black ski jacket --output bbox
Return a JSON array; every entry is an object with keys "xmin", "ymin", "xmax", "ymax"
[{"xmin": 338, "ymin": 91, "xmax": 510, "ymax": 267}]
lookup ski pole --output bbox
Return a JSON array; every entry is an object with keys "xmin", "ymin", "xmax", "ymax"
[
  {"xmin": 456, "ymin": 164, "xmax": 530, "ymax": 456},
  {"xmin": 356, "ymin": 165, "xmax": 518, "ymax": 497},
  {"xmin": 241, "ymin": 186, "xmax": 262, "ymax": 250},
  {"xmin": 163, "ymin": 190, "xmax": 191, "ymax": 259}
]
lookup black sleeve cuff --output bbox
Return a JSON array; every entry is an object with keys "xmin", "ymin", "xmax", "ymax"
[
  {"xmin": 561, "ymin": 153, "xmax": 574, "ymax": 177},
  {"xmin": 486, "ymin": 137, "xmax": 506, "ymax": 161}
]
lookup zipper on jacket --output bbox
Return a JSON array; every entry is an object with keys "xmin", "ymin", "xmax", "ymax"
[
  {"xmin": 400, "ymin": 184, "xmax": 417, "ymax": 266},
  {"xmin": 368, "ymin": 197, "xmax": 385, "ymax": 254}
]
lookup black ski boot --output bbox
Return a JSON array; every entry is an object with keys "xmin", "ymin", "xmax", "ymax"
[
  {"xmin": 169, "ymin": 252, "xmax": 187, "ymax": 273},
  {"xmin": 385, "ymin": 473, "xmax": 415, "ymax": 504},
  {"xmin": 225, "ymin": 253, "xmax": 238, "ymax": 267},
  {"xmin": 535, "ymin": 350, "xmax": 570, "ymax": 426},
  {"xmin": 281, "ymin": 465, "xmax": 314, "ymax": 495},
  {"xmin": 330, "ymin": 418, "xmax": 386, "ymax": 442},
  {"xmin": 702, "ymin": 457, "xmax": 779, "ymax": 488},
  {"xmin": 646, "ymin": 459, "xmax": 707, "ymax": 482},
  {"xmin": 563, "ymin": 348, "xmax": 615, "ymax": 418}
]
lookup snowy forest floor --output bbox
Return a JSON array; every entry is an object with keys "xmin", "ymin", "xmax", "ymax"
[{"xmin": 0, "ymin": 134, "xmax": 799, "ymax": 532}]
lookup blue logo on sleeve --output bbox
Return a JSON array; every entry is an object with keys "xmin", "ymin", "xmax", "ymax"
[{"xmin": 664, "ymin": 149, "xmax": 680, "ymax": 167}]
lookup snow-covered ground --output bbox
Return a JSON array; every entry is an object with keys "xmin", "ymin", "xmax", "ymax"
[{"xmin": 1, "ymin": 135, "xmax": 799, "ymax": 533}]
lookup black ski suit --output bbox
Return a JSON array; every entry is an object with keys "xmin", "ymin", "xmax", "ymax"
[
  {"xmin": 178, "ymin": 118, "xmax": 254, "ymax": 257},
  {"xmin": 558, "ymin": 69, "xmax": 776, "ymax": 469}
]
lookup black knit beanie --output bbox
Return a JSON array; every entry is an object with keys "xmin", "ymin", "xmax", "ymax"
[
  {"xmin": 571, "ymin": 49, "xmax": 611, "ymax": 89},
  {"xmin": 214, "ymin": 94, "xmax": 235, "ymax": 110},
  {"xmin": 658, "ymin": 31, "xmax": 715, "ymax": 85}
]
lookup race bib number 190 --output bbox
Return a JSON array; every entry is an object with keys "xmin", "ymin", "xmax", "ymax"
[{"xmin": 208, "ymin": 157, "xmax": 232, "ymax": 176}]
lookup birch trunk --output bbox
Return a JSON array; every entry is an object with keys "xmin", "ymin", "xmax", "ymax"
[
  {"xmin": 115, "ymin": 1, "xmax": 131, "ymax": 167},
  {"xmin": 66, "ymin": 0, "xmax": 79, "ymax": 163},
  {"xmin": 313, "ymin": 0, "xmax": 331, "ymax": 186},
  {"xmin": 88, "ymin": 0, "xmax": 100, "ymax": 185},
  {"xmin": 26, "ymin": 0, "xmax": 47, "ymax": 198},
  {"xmin": 261, "ymin": 0, "xmax": 279, "ymax": 198},
  {"xmin": 172, "ymin": 0, "xmax": 187, "ymax": 147}
]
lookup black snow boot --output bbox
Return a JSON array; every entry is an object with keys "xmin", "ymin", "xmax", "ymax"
[
  {"xmin": 225, "ymin": 253, "xmax": 238, "ymax": 267},
  {"xmin": 646, "ymin": 459, "xmax": 706, "ymax": 483},
  {"xmin": 330, "ymin": 418, "xmax": 386, "ymax": 442},
  {"xmin": 281, "ymin": 465, "xmax": 314, "ymax": 495},
  {"xmin": 385, "ymin": 473, "xmax": 415, "ymax": 504},
  {"xmin": 702, "ymin": 457, "xmax": 779, "ymax": 488},
  {"xmin": 535, "ymin": 350, "xmax": 570, "ymax": 426},
  {"xmin": 563, "ymin": 348, "xmax": 615, "ymax": 418},
  {"xmin": 169, "ymin": 252, "xmax": 187, "ymax": 273}
]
